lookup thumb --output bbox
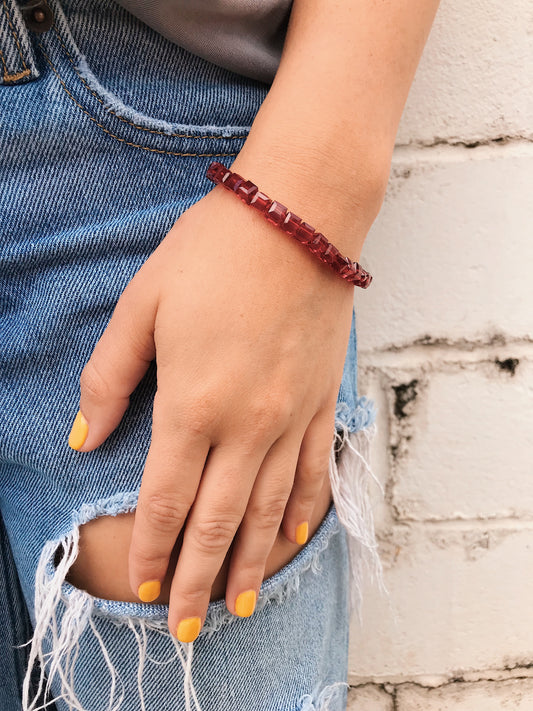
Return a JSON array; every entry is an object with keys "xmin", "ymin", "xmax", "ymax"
[{"xmin": 68, "ymin": 278, "xmax": 157, "ymax": 452}]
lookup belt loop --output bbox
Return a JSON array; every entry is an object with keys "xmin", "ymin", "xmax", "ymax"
[{"xmin": 0, "ymin": 0, "xmax": 41, "ymax": 85}]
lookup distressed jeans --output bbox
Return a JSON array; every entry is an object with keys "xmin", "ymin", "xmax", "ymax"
[{"xmin": 0, "ymin": 1, "xmax": 381, "ymax": 709}]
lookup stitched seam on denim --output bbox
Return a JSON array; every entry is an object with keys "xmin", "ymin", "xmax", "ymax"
[
  {"xmin": 2, "ymin": 0, "xmax": 28, "ymax": 71},
  {"xmin": 51, "ymin": 23, "xmax": 246, "ymax": 141},
  {"xmin": 38, "ymin": 44, "xmax": 240, "ymax": 158},
  {"xmin": 0, "ymin": 46, "xmax": 30, "ymax": 80}
]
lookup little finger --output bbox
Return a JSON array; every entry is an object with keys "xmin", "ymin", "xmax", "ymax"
[{"xmin": 281, "ymin": 408, "xmax": 335, "ymax": 545}]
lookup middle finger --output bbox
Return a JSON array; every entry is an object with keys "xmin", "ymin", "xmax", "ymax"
[{"xmin": 167, "ymin": 442, "xmax": 266, "ymax": 642}]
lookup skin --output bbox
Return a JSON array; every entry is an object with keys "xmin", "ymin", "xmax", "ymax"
[
  {"xmin": 67, "ymin": 474, "xmax": 333, "ymax": 604},
  {"xmin": 69, "ymin": 0, "xmax": 441, "ymax": 638}
]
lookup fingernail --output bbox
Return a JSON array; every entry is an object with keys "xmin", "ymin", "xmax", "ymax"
[
  {"xmin": 68, "ymin": 411, "xmax": 89, "ymax": 450},
  {"xmin": 177, "ymin": 617, "xmax": 202, "ymax": 643},
  {"xmin": 296, "ymin": 521, "xmax": 309, "ymax": 545},
  {"xmin": 138, "ymin": 580, "xmax": 161, "ymax": 603},
  {"xmin": 235, "ymin": 589, "xmax": 256, "ymax": 618}
]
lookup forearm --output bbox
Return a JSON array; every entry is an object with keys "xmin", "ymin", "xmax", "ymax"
[{"xmin": 231, "ymin": 0, "xmax": 440, "ymax": 258}]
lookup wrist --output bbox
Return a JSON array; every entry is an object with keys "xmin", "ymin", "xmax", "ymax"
[
  {"xmin": 179, "ymin": 187, "xmax": 358, "ymax": 324},
  {"xmin": 207, "ymin": 161, "xmax": 372, "ymax": 288},
  {"xmin": 230, "ymin": 125, "xmax": 389, "ymax": 260}
]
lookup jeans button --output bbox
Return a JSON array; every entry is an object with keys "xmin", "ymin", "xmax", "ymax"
[{"xmin": 21, "ymin": 0, "xmax": 54, "ymax": 33}]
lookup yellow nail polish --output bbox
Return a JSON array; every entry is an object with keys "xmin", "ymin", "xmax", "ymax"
[
  {"xmin": 138, "ymin": 580, "xmax": 161, "ymax": 603},
  {"xmin": 177, "ymin": 617, "xmax": 202, "ymax": 643},
  {"xmin": 68, "ymin": 411, "xmax": 89, "ymax": 450},
  {"xmin": 235, "ymin": 589, "xmax": 256, "ymax": 618},
  {"xmin": 296, "ymin": 521, "xmax": 309, "ymax": 546}
]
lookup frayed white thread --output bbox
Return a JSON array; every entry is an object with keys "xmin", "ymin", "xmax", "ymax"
[
  {"xmin": 299, "ymin": 681, "xmax": 349, "ymax": 710},
  {"xmin": 22, "ymin": 530, "xmax": 91, "ymax": 711},
  {"xmin": 169, "ymin": 637, "xmax": 201, "ymax": 711},
  {"xmin": 87, "ymin": 615, "xmax": 125, "ymax": 711},
  {"xmin": 127, "ymin": 619, "xmax": 146, "ymax": 711},
  {"xmin": 329, "ymin": 423, "xmax": 388, "ymax": 619},
  {"xmin": 184, "ymin": 643, "xmax": 193, "ymax": 711},
  {"xmin": 22, "ymin": 529, "xmax": 200, "ymax": 711}
]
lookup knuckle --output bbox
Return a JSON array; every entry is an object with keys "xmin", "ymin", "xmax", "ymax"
[
  {"xmin": 249, "ymin": 397, "xmax": 292, "ymax": 441},
  {"xmin": 176, "ymin": 586, "xmax": 207, "ymax": 606},
  {"xmin": 232, "ymin": 560, "xmax": 264, "ymax": 581},
  {"xmin": 296, "ymin": 489, "xmax": 321, "ymax": 510},
  {"xmin": 184, "ymin": 410, "xmax": 213, "ymax": 438},
  {"xmin": 79, "ymin": 361, "xmax": 110, "ymax": 403},
  {"xmin": 130, "ymin": 545, "xmax": 169, "ymax": 571},
  {"xmin": 266, "ymin": 398, "xmax": 292, "ymax": 427},
  {"xmin": 250, "ymin": 494, "xmax": 288, "ymax": 530},
  {"xmin": 299, "ymin": 457, "xmax": 329, "ymax": 483},
  {"xmin": 154, "ymin": 393, "xmax": 213, "ymax": 438},
  {"xmin": 191, "ymin": 516, "xmax": 239, "ymax": 554},
  {"xmin": 143, "ymin": 493, "xmax": 190, "ymax": 533}
]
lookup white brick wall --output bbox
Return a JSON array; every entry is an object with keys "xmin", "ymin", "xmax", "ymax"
[
  {"xmin": 395, "ymin": 679, "xmax": 533, "ymax": 711},
  {"xmin": 347, "ymin": 1, "xmax": 533, "ymax": 707},
  {"xmin": 354, "ymin": 143, "xmax": 533, "ymax": 352},
  {"xmin": 396, "ymin": 0, "xmax": 533, "ymax": 144},
  {"xmin": 391, "ymin": 363, "xmax": 533, "ymax": 521},
  {"xmin": 349, "ymin": 525, "xmax": 533, "ymax": 676},
  {"xmin": 349, "ymin": 678, "xmax": 533, "ymax": 711}
]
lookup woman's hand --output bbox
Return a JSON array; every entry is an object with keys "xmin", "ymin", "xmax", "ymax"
[
  {"xmin": 65, "ymin": 0, "xmax": 441, "ymax": 642},
  {"xmin": 71, "ymin": 182, "xmax": 356, "ymax": 641}
]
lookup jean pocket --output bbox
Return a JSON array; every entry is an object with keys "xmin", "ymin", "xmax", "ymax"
[{"xmin": 34, "ymin": 0, "xmax": 256, "ymax": 160}]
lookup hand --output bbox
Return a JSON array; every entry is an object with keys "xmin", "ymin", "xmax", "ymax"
[{"xmin": 72, "ymin": 183, "xmax": 356, "ymax": 640}]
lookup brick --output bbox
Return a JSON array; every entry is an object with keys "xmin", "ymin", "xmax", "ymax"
[
  {"xmin": 396, "ymin": 0, "xmax": 532, "ymax": 144},
  {"xmin": 354, "ymin": 143, "xmax": 533, "ymax": 352},
  {"xmin": 348, "ymin": 526, "xmax": 533, "ymax": 679},
  {"xmin": 390, "ymin": 364, "xmax": 533, "ymax": 520},
  {"xmin": 396, "ymin": 678, "xmax": 533, "ymax": 710},
  {"xmin": 348, "ymin": 684, "xmax": 394, "ymax": 711}
]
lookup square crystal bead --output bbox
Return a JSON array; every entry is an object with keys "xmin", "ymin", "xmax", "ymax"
[
  {"xmin": 283, "ymin": 212, "xmax": 302, "ymax": 236},
  {"xmin": 294, "ymin": 221, "xmax": 316, "ymax": 244},
  {"xmin": 236, "ymin": 180, "xmax": 258, "ymax": 204},
  {"xmin": 331, "ymin": 253, "xmax": 351, "ymax": 271},
  {"xmin": 249, "ymin": 191, "xmax": 272, "ymax": 212},
  {"xmin": 339, "ymin": 261, "xmax": 355, "ymax": 278},
  {"xmin": 308, "ymin": 233, "xmax": 329, "ymax": 256},
  {"xmin": 206, "ymin": 163, "xmax": 219, "ymax": 181},
  {"xmin": 322, "ymin": 244, "xmax": 341, "ymax": 265},
  {"xmin": 206, "ymin": 162, "xmax": 229, "ymax": 184},
  {"xmin": 223, "ymin": 172, "xmax": 244, "ymax": 191},
  {"xmin": 265, "ymin": 201, "xmax": 288, "ymax": 226}
]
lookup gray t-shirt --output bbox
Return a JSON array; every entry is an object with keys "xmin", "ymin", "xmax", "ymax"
[{"xmin": 114, "ymin": 0, "xmax": 293, "ymax": 84}]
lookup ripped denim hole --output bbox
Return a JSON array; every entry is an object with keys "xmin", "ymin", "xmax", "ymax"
[{"xmin": 22, "ymin": 423, "xmax": 384, "ymax": 711}]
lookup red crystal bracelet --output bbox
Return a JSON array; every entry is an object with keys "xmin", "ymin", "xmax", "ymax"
[{"xmin": 206, "ymin": 161, "xmax": 372, "ymax": 289}]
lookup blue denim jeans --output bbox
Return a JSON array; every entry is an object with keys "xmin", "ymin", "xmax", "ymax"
[{"xmin": 0, "ymin": 1, "xmax": 381, "ymax": 709}]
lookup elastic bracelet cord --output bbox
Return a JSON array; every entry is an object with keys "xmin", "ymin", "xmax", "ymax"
[{"xmin": 206, "ymin": 161, "xmax": 372, "ymax": 289}]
